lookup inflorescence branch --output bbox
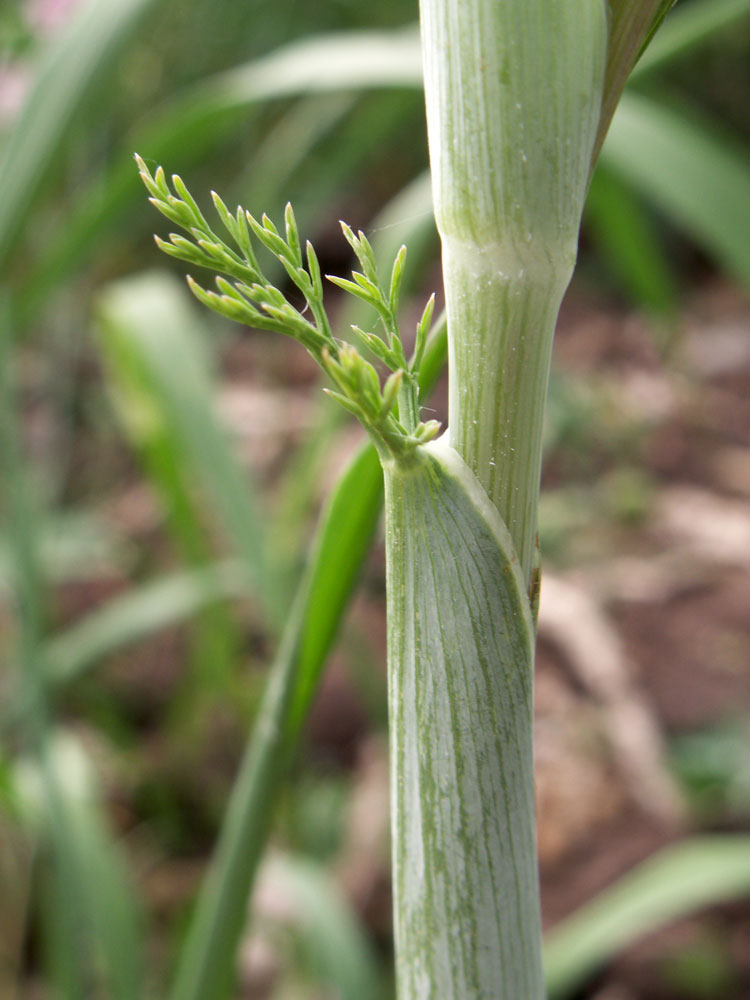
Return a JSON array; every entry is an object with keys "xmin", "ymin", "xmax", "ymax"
[{"xmin": 135, "ymin": 154, "xmax": 439, "ymax": 460}]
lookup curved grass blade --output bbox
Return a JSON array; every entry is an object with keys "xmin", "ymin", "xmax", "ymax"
[
  {"xmin": 585, "ymin": 165, "xmax": 678, "ymax": 314},
  {"xmin": 36, "ymin": 762, "xmax": 145, "ymax": 1000},
  {"xmin": 0, "ymin": 0, "xmax": 161, "ymax": 271},
  {"xmin": 544, "ymin": 836, "xmax": 750, "ymax": 999},
  {"xmin": 601, "ymin": 92, "xmax": 750, "ymax": 285}
]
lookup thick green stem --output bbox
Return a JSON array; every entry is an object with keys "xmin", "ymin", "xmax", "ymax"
[
  {"xmin": 384, "ymin": 441, "xmax": 541, "ymax": 999},
  {"xmin": 420, "ymin": 0, "xmax": 607, "ymax": 583},
  {"xmin": 444, "ymin": 246, "xmax": 568, "ymax": 581},
  {"xmin": 383, "ymin": 3, "xmax": 607, "ymax": 997}
]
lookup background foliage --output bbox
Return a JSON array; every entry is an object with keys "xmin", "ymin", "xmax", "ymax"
[{"xmin": 1, "ymin": 0, "xmax": 749, "ymax": 997}]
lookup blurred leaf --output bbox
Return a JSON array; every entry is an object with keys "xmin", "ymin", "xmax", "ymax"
[
  {"xmin": 99, "ymin": 275, "xmax": 242, "ymax": 700},
  {"xmin": 0, "ymin": 510, "xmax": 128, "ymax": 587},
  {"xmin": 631, "ymin": 0, "xmax": 750, "ymax": 79},
  {"xmin": 0, "ymin": 0, "xmax": 160, "ymax": 271},
  {"xmin": 260, "ymin": 852, "xmax": 380, "ymax": 1000},
  {"xmin": 585, "ymin": 165, "xmax": 678, "ymax": 313},
  {"xmin": 15, "ymin": 734, "xmax": 144, "ymax": 1000},
  {"xmin": 2, "ymin": 302, "xmax": 144, "ymax": 1000},
  {"xmin": 43, "ymin": 560, "xmax": 250, "ymax": 687},
  {"xmin": 601, "ymin": 92, "xmax": 750, "ymax": 285},
  {"xmin": 95, "ymin": 272, "xmax": 284, "ymax": 624},
  {"xmin": 544, "ymin": 836, "xmax": 750, "ymax": 999},
  {"xmin": 170, "ymin": 25, "xmax": 421, "ymax": 111},
  {"xmin": 670, "ymin": 717, "xmax": 750, "ymax": 819}
]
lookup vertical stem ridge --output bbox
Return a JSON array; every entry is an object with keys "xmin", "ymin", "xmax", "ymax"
[
  {"xmin": 444, "ymin": 245, "xmax": 567, "ymax": 581},
  {"xmin": 419, "ymin": 0, "xmax": 607, "ymax": 581},
  {"xmin": 384, "ymin": 443, "xmax": 541, "ymax": 999}
]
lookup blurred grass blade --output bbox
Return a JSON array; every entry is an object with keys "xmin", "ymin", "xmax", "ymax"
[
  {"xmin": 95, "ymin": 273, "xmax": 284, "ymax": 624},
  {"xmin": 2, "ymin": 302, "xmax": 144, "ymax": 1000},
  {"xmin": 182, "ymin": 26, "xmax": 421, "ymax": 108},
  {"xmin": 168, "ymin": 444, "xmax": 385, "ymax": 1000},
  {"xmin": 15, "ymin": 736, "xmax": 144, "ymax": 1000},
  {"xmin": 631, "ymin": 0, "xmax": 750, "ymax": 79},
  {"xmin": 245, "ymin": 93, "xmax": 356, "ymax": 210},
  {"xmin": 544, "ymin": 836, "xmax": 750, "ymax": 999},
  {"xmin": 259, "ymin": 853, "xmax": 380, "ymax": 1000},
  {"xmin": 585, "ymin": 166, "xmax": 678, "ymax": 314},
  {"xmin": 601, "ymin": 92, "xmax": 750, "ymax": 285},
  {"xmin": 44, "ymin": 795, "xmax": 144, "ymax": 1000},
  {"xmin": 43, "ymin": 561, "xmax": 250, "ymax": 687},
  {"xmin": 96, "ymin": 274, "xmax": 242, "ymax": 696},
  {"xmin": 0, "ymin": 0, "xmax": 160, "ymax": 271}
]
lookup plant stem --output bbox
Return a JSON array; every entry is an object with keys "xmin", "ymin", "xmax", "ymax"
[
  {"xmin": 381, "ymin": 2, "xmax": 606, "ymax": 997},
  {"xmin": 419, "ymin": 0, "xmax": 607, "ymax": 583},
  {"xmin": 444, "ymin": 250, "xmax": 568, "ymax": 582},
  {"xmin": 384, "ymin": 440, "xmax": 541, "ymax": 999}
]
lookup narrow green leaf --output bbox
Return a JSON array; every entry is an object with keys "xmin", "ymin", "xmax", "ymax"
[
  {"xmin": 15, "ymin": 737, "xmax": 144, "ymax": 1000},
  {"xmin": 601, "ymin": 92, "xmax": 750, "ymax": 285},
  {"xmin": 287, "ymin": 315, "xmax": 447, "ymax": 733},
  {"xmin": 3, "ymin": 304, "xmax": 144, "ymax": 1000},
  {"xmin": 544, "ymin": 836, "xmax": 750, "ymax": 999},
  {"xmin": 285, "ymin": 443, "xmax": 385, "ymax": 733}
]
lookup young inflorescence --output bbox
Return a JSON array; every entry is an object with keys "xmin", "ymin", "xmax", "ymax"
[{"xmin": 135, "ymin": 153, "xmax": 439, "ymax": 460}]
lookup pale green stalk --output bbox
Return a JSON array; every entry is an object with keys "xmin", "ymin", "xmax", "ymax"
[
  {"xmin": 384, "ymin": 439, "xmax": 540, "ymax": 998},
  {"xmin": 420, "ymin": 0, "xmax": 607, "ymax": 582},
  {"xmin": 382, "ymin": 3, "xmax": 690, "ymax": 997},
  {"xmin": 380, "ymin": 5, "xmax": 605, "ymax": 996}
]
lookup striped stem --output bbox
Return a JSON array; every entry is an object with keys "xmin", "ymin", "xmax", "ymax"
[
  {"xmin": 385, "ymin": 440, "xmax": 541, "ymax": 999},
  {"xmin": 419, "ymin": 0, "xmax": 607, "ymax": 583}
]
